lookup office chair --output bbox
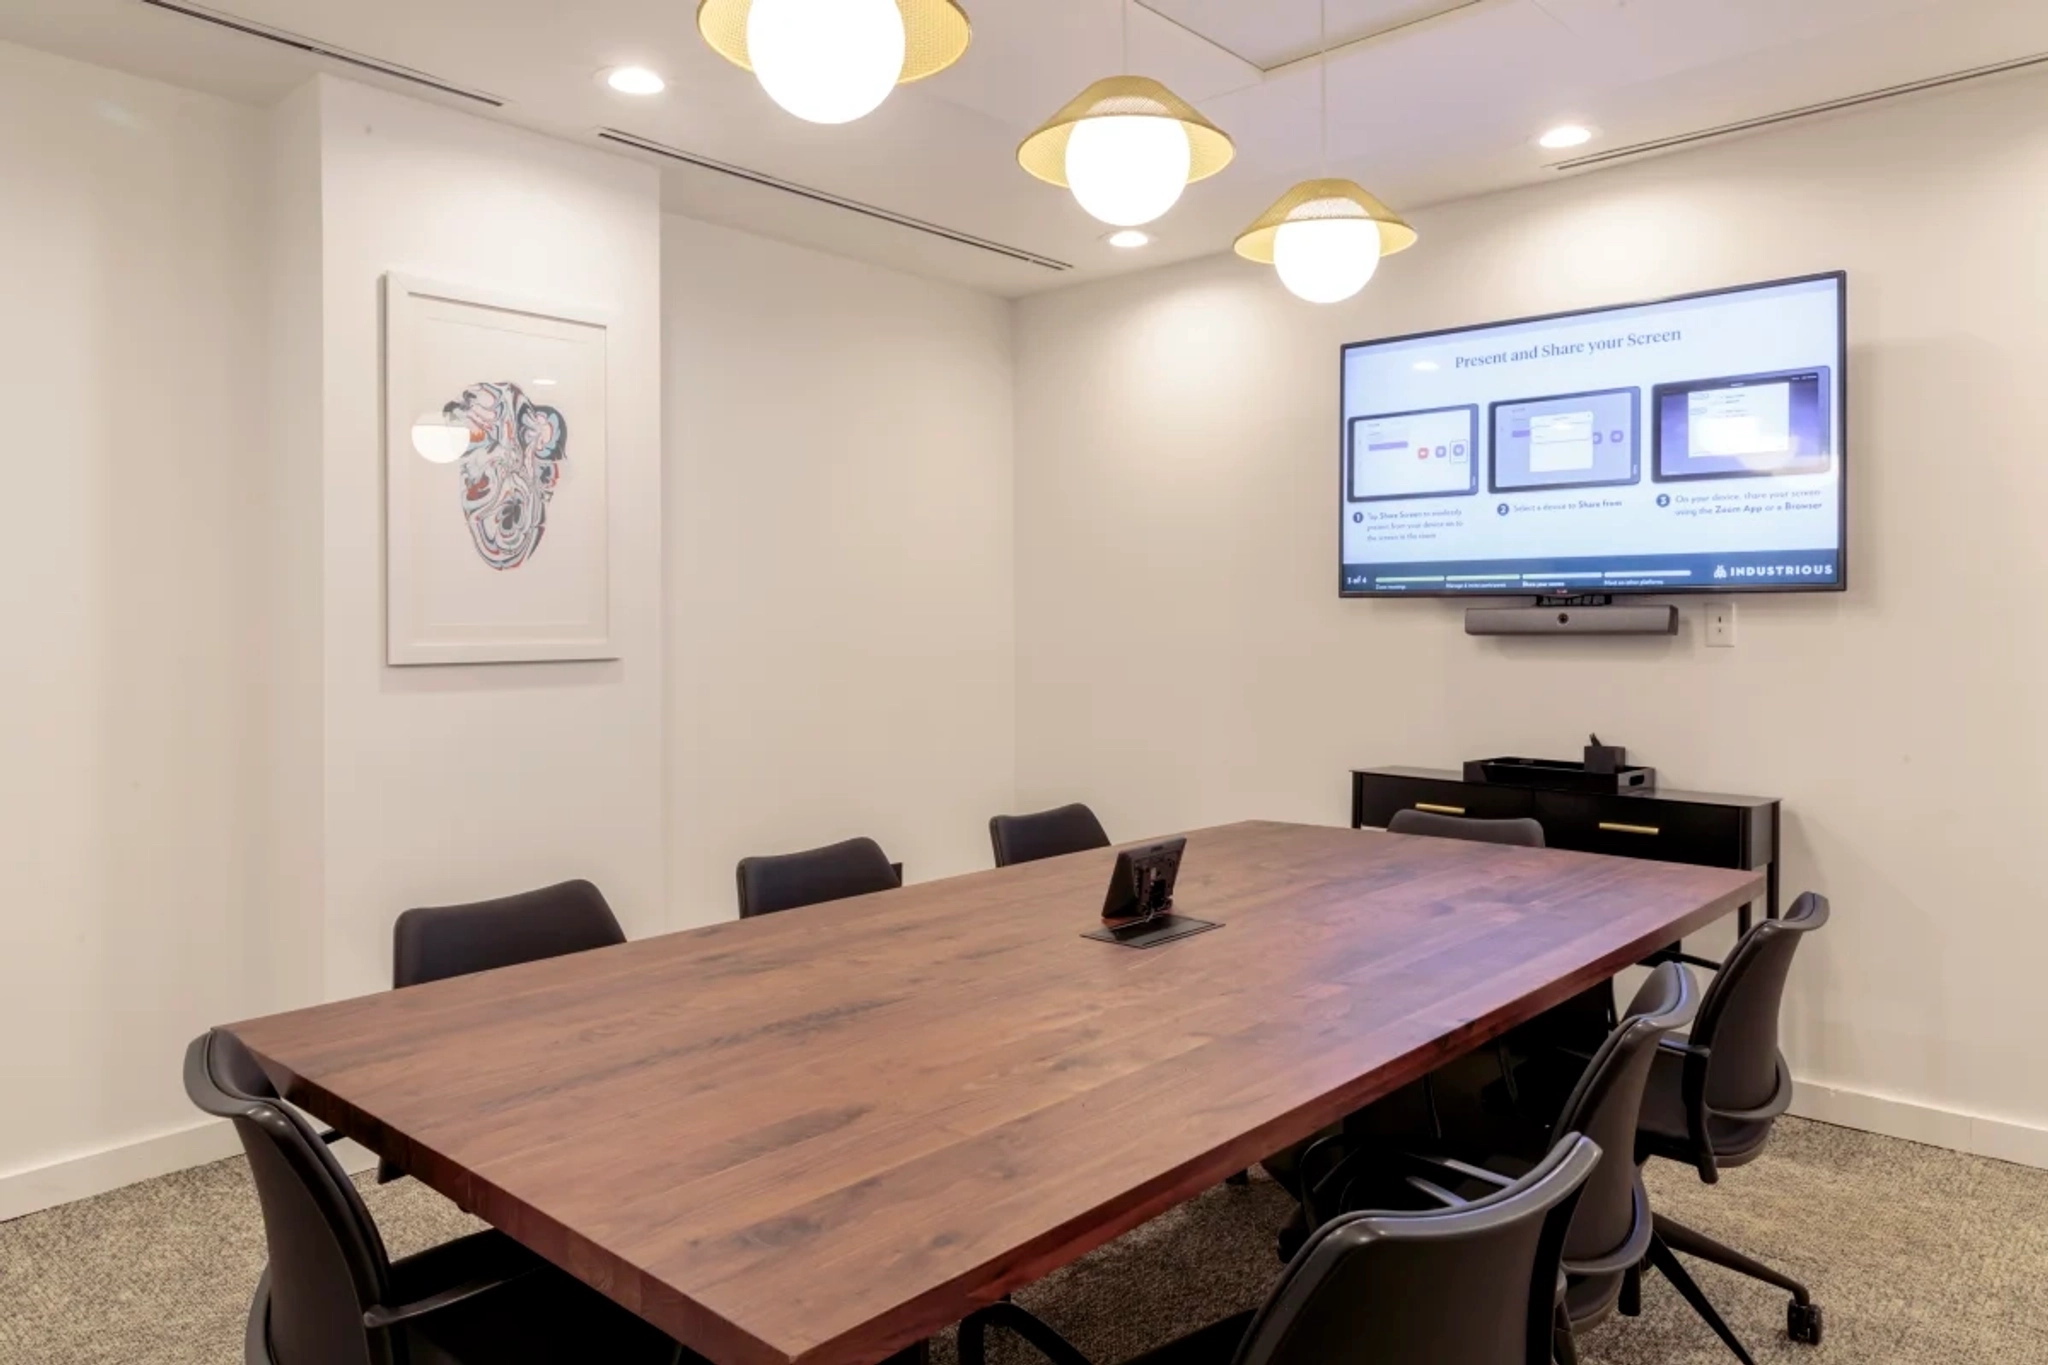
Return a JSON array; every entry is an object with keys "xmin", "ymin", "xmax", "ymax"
[
  {"xmin": 1386, "ymin": 808, "xmax": 1548, "ymax": 846},
  {"xmin": 1386, "ymin": 808, "xmax": 1614, "ymax": 1107},
  {"xmin": 184, "ymin": 1030, "xmax": 687, "ymax": 1365},
  {"xmin": 379, "ymin": 880, "xmax": 627, "ymax": 1184},
  {"xmin": 393, "ymin": 879, "xmax": 626, "ymax": 989},
  {"xmin": 989, "ymin": 803, "xmax": 1111, "ymax": 868},
  {"xmin": 962, "ymin": 1133, "xmax": 1599, "ymax": 1365},
  {"xmin": 1295, "ymin": 963, "xmax": 1697, "ymax": 1365},
  {"xmin": 735, "ymin": 836, "xmax": 902, "ymax": 918},
  {"xmin": 1631, "ymin": 891, "xmax": 1831, "ymax": 1361}
]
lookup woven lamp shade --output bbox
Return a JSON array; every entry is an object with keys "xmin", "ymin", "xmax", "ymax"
[
  {"xmin": 697, "ymin": 0, "xmax": 972, "ymax": 83},
  {"xmin": 1018, "ymin": 76, "xmax": 1235, "ymax": 187},
  {"xmin": 1233, "ymin": 179, "xmax": 1417, "ymax": 263}
]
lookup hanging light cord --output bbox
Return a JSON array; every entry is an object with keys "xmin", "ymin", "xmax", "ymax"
[{"xmin": 1318, "ymin": 0, "xmax": 1329, "ymax": 174}]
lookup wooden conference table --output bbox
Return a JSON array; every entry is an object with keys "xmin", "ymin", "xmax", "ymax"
[{"xmin": 227, "ymin": 821, "xmax": 1762, "ymax": 1365}]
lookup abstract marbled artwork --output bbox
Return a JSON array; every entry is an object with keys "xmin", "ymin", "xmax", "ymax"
[{"xmin": 442, "ymin": 381, "xmax": 569, "ymax": 570}]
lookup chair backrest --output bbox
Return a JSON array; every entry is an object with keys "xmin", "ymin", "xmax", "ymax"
[
  {"xmin": 1235, "ymin": 1133, "xmax": 1598, "ymax": 1365},
  {"xmin": 1386, "ymin": 809, "xmax": 1546, "ymax": 848},
  {"xmin": 735, "ymin": 836, "xmax": 902, "ymax": 918},
  {"xmin": 1691, "ymin": 891, "xmax": 1830, "ymax": 1123},
  {"xmin": 393, "ymin": 879, "xmax": 625, "ymax": 989},
  {"xmin": 1551, "ymin": 962, "xmax": 1696, "ymax": 1280},
  {"xmin": 989, "ymin": 803, "xmax": 1111, "ymax": 868},
  {"xmin": 184, "ymin": 1030, "xmax": 392, "ymax": 1365}
]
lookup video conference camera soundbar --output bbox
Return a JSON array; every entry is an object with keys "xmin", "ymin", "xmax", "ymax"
[{"xmin": 1465, "ymin": 600, "xmax": 1679, "ymax": 636}]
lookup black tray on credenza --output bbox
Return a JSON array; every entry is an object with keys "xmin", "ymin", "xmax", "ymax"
[{"xmin": 1462, "ymin": 757, "xmax": 1656, "ymax": 794}]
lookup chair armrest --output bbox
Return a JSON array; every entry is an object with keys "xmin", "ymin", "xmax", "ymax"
[
  {"xmin": 1402, "ymin": 1152, "xmax": 1516, "ymax": 1191},
  {"xmin": 362, "ymin": 1266, "xmax": 541, "ymax": 1331},
  {"xmin": 959, "ymin": 1302, "xmax": 1095, "ymax": 1365},
  {"xmin": 1402, "ymin": 1175, "xmax": 1470, "ymax": 1208}
]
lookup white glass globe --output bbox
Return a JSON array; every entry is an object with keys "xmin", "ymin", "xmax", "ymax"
[
  {"xmin": 747, "ymin": 0, "xmax": 906, "ymax": 125},
  {"xmin": 1064, "ymin": 115, "xmax": 1191, "ymax": 227},
  {"xmin": 1273, "ymin": 216, "xmax": 1382, "ymax": 304},
  {"xmin": 410, "ymin": 415, "xmax": 471, "ymax": 465}
]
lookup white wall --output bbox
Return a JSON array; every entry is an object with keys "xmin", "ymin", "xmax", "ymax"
[
  {"xmin": 0, "ymin": 41, "xmax": 272, "ymax": 1209},
  {"xmin": 662, "ymin": 217, "xmax": 1017, "ymax": 924},
  {"xmin": 308, "ymin": 79, "xmax": 668, "ymax": 998},
  {"xmin": 1014, "ymin": 68, "xmax": 2048, "ymax": 1166}
]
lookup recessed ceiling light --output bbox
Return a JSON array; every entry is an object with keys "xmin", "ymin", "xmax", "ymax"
[
  {"xmin": 1538, "ymin": 123, "xmax": 1594, "ymax": 150},
  {"xmin": 1106, "ymin": 229, "xmax": 1151, "ymax": 249},
  {"xmin": 604, "ymin": 66, "xmax": 667, "ymax": 96}
]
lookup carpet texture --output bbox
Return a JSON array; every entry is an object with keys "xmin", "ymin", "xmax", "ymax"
[{"xmin": 4, "ymin": 1117, "xmax": 2046, "ymax": 1364}]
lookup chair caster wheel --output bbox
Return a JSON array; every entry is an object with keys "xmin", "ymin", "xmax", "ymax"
[{"xmin": 1787, "ymin": 1300, "xmax": 1823, "ymax": 1345}]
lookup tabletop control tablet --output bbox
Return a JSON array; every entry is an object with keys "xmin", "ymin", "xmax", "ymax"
[
  {"xmin": 1347, "ymin": 405, "xmax": 1479, "ymax": 502},
  {"xmin": 1490, "ymin": 388, "xmax": 1641, "ymax": 492},
  {"xmin": 1653, "ymin": 368, "xmax": 1833, "ymax": 481}
]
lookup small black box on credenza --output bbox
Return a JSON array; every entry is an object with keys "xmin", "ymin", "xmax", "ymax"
[{"xmin": 1462, "ymin": 757, "xmax": 1656, "ymax": 794}]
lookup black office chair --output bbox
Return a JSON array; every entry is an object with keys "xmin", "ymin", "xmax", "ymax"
[
  {"xmin": 393, "ymin": 879, "xmax": 626, "ymax": 989},
  {"xmin": 379, "ymin": 880, "xmax": 626, "ymax": 1184},
  {"xmin": 1296, "ymin": 963, "xmax": 1697, "ymax": 1364},
  {"xmin": 1385, "ymin": 809, "xmax": 1615, "ymax": 1107},
  {"xmin": 989, "ymin": 803, "xmax": 1111, "ymax": 868},
  {"xmin": 1632, "ymin": 891, "xmax": 1831, "ymax": 1361},
  {"xmin": 962, "ymin": 1133, "xmax": 1599, "ymax": 1365},
  {"xmin": 184, "ymin": 1030, "xmax": 686, "ymax": 1365},
  {"xmin": 735, "ymin": 836, "xmax": 902, "ymax": 918},
  {"xmin": 1386, "ymin": 808, "xmax": 1548, "ymax": 846}
]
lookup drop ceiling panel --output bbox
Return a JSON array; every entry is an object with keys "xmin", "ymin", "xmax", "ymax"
[{"xmin": 1139, "ymin": 0, "xmax": 1485, "ymax": 70}]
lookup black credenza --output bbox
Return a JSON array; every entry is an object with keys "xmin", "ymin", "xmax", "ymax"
[{"xmin": 1351, "ymin": 766, "xmax": 1780, "ymax": 933}]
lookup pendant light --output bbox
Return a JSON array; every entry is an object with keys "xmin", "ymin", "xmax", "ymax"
[
  {"xmin": 1018, "ymin": 0, "xmax": 1233, "ymax": 227},
  {"xmin": 1234, "ymin": 1, "xmax": 1414, "ymax": 302},
  {"xmin": 697, "ymin": 0, "xmax": 972, "ymax": 125}
]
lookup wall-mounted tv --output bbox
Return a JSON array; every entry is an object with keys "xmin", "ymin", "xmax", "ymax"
[{"xmin": 1339, "ymin": 273, "xmax": 1847, "ymax": 597}]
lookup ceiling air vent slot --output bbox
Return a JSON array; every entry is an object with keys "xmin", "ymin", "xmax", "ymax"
[
  {"xmin": 138, "ymin": 0, "xmax": 505, "ymax": 106},
  {"xmin": 1553, "ymin": 49, "xmax": 2048, "ymax": 171},
  {"xmin": 598, "ymin": 129, "xmax": 1072, "ymax": 272}
]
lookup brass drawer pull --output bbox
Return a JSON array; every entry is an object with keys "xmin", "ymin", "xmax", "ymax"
[
  {"xmin": 1415, "ymin": 803, "xmax": 1467, "ymax": 816},
  {"xmin": 1599, "ymin": 821, "xmax": 1662, "ymax": 837}
]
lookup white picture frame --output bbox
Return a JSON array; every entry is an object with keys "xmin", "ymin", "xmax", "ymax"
[{"xmin": 384, "ymin": 274, "xmax": 615, "ymax": 665}]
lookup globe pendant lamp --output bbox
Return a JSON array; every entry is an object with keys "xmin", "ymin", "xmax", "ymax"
[
  {"xmin": 1018, "ymin": 3, "xmax": 1233, "ymax": 227},
  {"xmin": 1235, "ymin": 0, "xmax": 1414, "ymax": 302},
  {"xmin": 1235, "ymin": 180, "xmax": 1416, "ymax": 303},
  {"xmin": 697, "ymin": 0, "xmax": 972, "ymax": 125}
]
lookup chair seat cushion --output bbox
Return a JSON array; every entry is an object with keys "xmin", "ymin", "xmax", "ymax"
[
  {"xmin": 1125, "ymin": 1311, "xmax": 1257, "ymax": 1365},
  {"xmin": 1634, "ymin": 1049, "xmax": 1774, "ymax": 1169},
  {"xmin": 393, "ymin": 1231, "xmax": 688, "ymax": 1364}
]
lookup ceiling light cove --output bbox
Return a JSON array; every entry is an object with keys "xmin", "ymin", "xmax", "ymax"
[
  {"xmin": 603, "ymin": 66, "xmax": 667, "ymax": 95},
  {"xmin": 697, "ymin": 0, "xmax": 972, "ymax": 125},
  {"xmin": 1539, "ymin": 123, "xmax": 1595, "ymax": 150}
]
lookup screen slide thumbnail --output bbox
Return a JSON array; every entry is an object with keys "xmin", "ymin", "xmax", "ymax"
[
  {"xmin": 1347, "ymin": 405, "xmax": 1479, "ymax": 502},
  {"xmin": 1654, "ymin": 368, "xmax": 1833, "ymax": 481},
  {"xmin": 1490, "ymin": 388, "xmax": 1641, "ymax": 492}
]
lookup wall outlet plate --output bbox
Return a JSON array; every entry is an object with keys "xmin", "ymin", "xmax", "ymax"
[{"xmin": 1705, "ymin": 601, "xmax": 1736, "ymax": 647}]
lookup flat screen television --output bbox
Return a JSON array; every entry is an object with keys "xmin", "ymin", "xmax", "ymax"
[{"xmin": 1339, "ymin": 273, "xmax": 1847, "ymax": 597}]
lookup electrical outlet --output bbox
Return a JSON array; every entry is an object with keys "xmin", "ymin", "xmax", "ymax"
[{"xmin": 1705, "ymin": 601, "xmax": 1736, "ymax": 648}]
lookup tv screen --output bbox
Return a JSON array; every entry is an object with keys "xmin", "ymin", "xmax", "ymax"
[{"xmin": 1339, "ymin": 273, "xmax": 1846, "ymax": 596}]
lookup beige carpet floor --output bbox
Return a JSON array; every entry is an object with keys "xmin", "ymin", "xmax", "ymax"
[{"xmin": 4, "ymin": 1117, "xmax": 2046, "ymax": 1364}]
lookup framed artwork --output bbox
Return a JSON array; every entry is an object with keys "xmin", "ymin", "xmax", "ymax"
[{"xmin": 384, "ymin": 274, "xmax": 614, "ymax": 665}]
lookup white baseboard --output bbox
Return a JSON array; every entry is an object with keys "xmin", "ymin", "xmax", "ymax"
[
  {"xmin": 0, "ymin": 1120, "xmax": 242, "ymax": 1223},
  {"xmin": 0, "ymin": 1121, "xmax": 379, "ymax": 1224},
  {"xmin": 1792, "ymin": 1079, "xmax": 2048, "ymax": 1171}
]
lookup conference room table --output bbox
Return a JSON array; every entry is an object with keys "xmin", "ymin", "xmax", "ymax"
[{"xmin": 226, "ymin": 820, "xmax": 1763, "ymax": 1365}]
